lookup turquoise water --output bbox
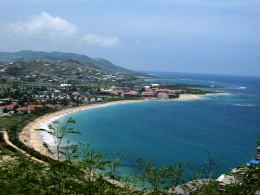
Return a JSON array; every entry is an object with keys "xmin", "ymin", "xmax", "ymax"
[{"xmin": 42, "ymin": 72, "xmax": 260, "ymax": 178}]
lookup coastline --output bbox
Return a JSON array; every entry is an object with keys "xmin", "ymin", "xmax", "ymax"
[
  {"xmin": 19, "ymin": 93, "xmax": 218, "ymax": 156},
  {"xmin": 19, "ymin": 100, "xmax": 144, "ymax": 156}
]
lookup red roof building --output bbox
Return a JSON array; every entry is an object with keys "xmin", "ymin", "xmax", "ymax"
[
  {"xmin": 157, "ymin": 92, "xmax": 169, "ymax": 99},
  {"xmin": 123, "ymin": 91, "xmax": 138, "ymax": 97},
  {"xmin": 154, "ymin": 88, "xmax": 168, "ymax": 93},
  {"xmin": 142, "ymin": 91, "xmax": 154, "ymax": 98},
  {"xmin": 17, "ymin": 107, "xmax": 27, "ymax": 114}
]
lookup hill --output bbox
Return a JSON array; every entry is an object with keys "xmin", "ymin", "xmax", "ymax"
[{"xmin": 0, "ymin": 50, "xmax": 141, "ymax": 75}]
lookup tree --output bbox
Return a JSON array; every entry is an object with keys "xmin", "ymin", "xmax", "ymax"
[{"xmin": 39, "ymin": 117, "xmax": 82, "ymax": 194}]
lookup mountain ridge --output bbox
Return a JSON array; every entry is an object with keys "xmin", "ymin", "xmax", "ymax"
[{"xmin": 0, "ymin": 50, "xmax": 138, "ymax": 74}]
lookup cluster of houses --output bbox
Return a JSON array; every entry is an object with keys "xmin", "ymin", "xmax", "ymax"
[
  {"xmin": 0, "ymin": 81, "xmax": 189, "ymax": 116},
  {"xmin": 0, "ymin": 60, "xmax": 123, "ymax": 84},
  {"xmin": 104, "ymin": 84, "xmax": 185, "ymax": 99},
  {"xmin": 0, "ymin": 102, "xmax": 45, "ymax": 115}
]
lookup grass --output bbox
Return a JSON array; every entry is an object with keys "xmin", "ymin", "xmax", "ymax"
[
  {"xmin": 0, "ymin": 114, "xmax": 39, "ymax": 131},
  {"xmin": 0, "ymin": 132, "xmax": 18, "ymax": 157},
  {"xmin": 0, "ymin": 112, "xmax": 53, "ymax": 162},
  {"xmin": 0, "ymin": 115, "xmax": 27, "ymax": 157}
]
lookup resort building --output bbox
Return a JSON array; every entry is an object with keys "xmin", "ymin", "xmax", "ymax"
[
  {"xmin": 123, "ymin": 91, "xmax": 138, "ymax": 97},
  {"xmin": 153, "ymin": 88, "xmax": 169, "ymax": 93},
  {"xmin": 157, "ymin": 92, "xmax": 169, "ymax": 99},
  {"xmin": 142, "ymin": 91, "xmax": 154, "ymax": 98}
]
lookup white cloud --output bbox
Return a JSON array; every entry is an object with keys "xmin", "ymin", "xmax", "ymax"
[
  {"xmin": 2, "ymin": 12, "xmax": 122, "ymax": 50},
  {"xmin": 5, "ymin": 12, "xmax": 79, "ymax": 41},
  {"xmin": 83, "ymin": 34, "xmax": 121, "ymax": 48}
]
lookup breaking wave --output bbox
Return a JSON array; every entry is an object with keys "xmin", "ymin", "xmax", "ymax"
[
  {"xmin": 231, "ymin": 103, "xmax": 260, "ymax": 107},
  {"xmin": 238, "ymin": 86, "xmax": 247, "ymax": 89}
]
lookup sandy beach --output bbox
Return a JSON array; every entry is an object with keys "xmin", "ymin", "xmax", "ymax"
[{"xmin": 19, "ymin": 95, "xmax": 206, "ymax": 156}]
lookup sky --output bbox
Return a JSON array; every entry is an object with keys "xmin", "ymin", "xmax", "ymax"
[{"xmin": 0, "ymin": 0, "xmax": 260, "ymax": 76}]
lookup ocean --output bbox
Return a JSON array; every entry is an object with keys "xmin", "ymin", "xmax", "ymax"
[{"xmin": 40, "ymin": 71, "xmax": 260, "ymax": 178}]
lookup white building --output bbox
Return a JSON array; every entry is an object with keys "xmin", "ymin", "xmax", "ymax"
[
  {"xmin": 151, "ymin": 83, "xmax": 160, "ymax": 87},
  {"xmin": 60, "ymin": 84, "xmax": 72, "ymax": 87}
]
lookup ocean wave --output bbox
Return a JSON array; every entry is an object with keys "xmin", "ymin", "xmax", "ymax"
[
  {"xmin": 176, "ymin": 78, "xmax": 195, "ymax": 81},
  {"xmin": 231, "ymin": 103, "xmax": 259, "ymax": 107},
  {"xmin": 198, "ymin": 80, "xmax": 219, "ymax": 84},
  {"xmin": 40, "ymin": 131, "xmax": 56, "ymax": 147},
  {"xmin": 235, "ymin": 93, "xmax": 257, "ymax": 97},
  {"xmin": 238, "ymin": 86, "xmax": 247, "ymax": 89},
  {"xmin": 175, "ymin": 78, "xmax": 220, "ymax": 84}
]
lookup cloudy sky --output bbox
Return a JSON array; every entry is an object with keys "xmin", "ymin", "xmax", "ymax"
[{"xmin": 1, "ymin": 0, "xmax": 260, "ymax": 76}]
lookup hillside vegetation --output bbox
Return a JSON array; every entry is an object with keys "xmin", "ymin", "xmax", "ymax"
[{"xmin": 0, "ymin": 50, "xmax": 142, "ymax": 75}]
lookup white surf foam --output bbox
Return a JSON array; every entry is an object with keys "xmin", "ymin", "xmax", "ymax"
[{"xmin": 238, "ymin": 86, "xmax": 247, "ymax": 89}]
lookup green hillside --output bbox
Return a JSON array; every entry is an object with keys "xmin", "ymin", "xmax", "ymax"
[
  {"xmin": 93, "ymin": 58, "xmax": 136, "ymax": 73},
  {"xmin": 0, "ymin": 50, "xmax": 142, "ymax": 75}
]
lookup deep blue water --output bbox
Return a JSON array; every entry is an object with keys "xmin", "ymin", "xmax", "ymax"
[{"xmin": 43, "ymin": 72, "xmax": 260, "ymax": 178}]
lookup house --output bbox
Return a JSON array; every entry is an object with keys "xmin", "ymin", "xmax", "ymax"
[
  {"xmin": 17, "ymin": 104, "xmax": 44, "ymax": 114},
  {"xmin": 60, "ymin": 84, "xmax": 72, "ymax": 88},
  {"xmin": 154, "ymin": 88, "xmax": 168, "ymax": 93},
  {"xmin": 157, "ymin": 92, "xmax": 168, "ymax": 99},
  {"xmin": 0, "ymin": 103, "xmax": 17, "ymax": 113},
  {"xmin": 45, "ymin": 104, "xmax": 57, "ymax": 109},
  {"xmin": 142, "ymin": 91, "xmax": 154, "ymax": 98},
  {"xmin": 167, "ymin": 90, "xmax": 179, "ymax": 94},
  {"xmin": 123, "ymin": 91, "xmax": 138, "ymax": 97},
  {"xmin": 168, "ymin": 94, "xmax": 177, "ymax": 98},
  {"xmin": 90, "ymin": 98, "xmax": 96, "ymax": 103},
  {"xmin": 96, "ymin": 98, "xmax": 102, "ymax": 102},
  {"xmin": 27, "ymin": 105, "xmax": 36, "ymax": 113},
  {"xmin": 28, "ymin": 104, "xmax": 44, "ymax": 113},
  {"xmin": 1, "ymin": 106, "xmax": 7, "ymax": 113},
  {"xmin": 112, "ymin": 86, "xmax": 131, "ymax": 92},
  {"xmin": 151, "ymin": 83, "xmax": 159, "ymax": 87},
  {"xmin": 170, "ymin": 90, "xmax": 185, "ymax": 94},
  {"xmin": 109, "ymin": 90, "xmax": 124, "ymax": 96},
  {"xmin": 133, "ymin": 85, "xmax": 143, "ymax": 91},
  {"xmin": 17, "ymin": 107, "xmax": 27, "ymax": 114}
]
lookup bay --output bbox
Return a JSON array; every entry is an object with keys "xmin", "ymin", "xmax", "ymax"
[{"xmin": 47, "ymin": 72, "xmax": 260, "ymax": 178}]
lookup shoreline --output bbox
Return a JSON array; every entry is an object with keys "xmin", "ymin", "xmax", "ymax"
[
  {"xmin": 19, "ymin": 100, "xmax": 144, "ymax": 156},
  {"xmin": 19, "ymin": 93, "xmax": 225, "ymax": 156}
]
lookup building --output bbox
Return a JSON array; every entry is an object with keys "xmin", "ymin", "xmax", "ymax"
[
  {"xmin": 123, "ymin": 91, "xmax": 138, "ymax": 97},
  {"xmin": 17, "ymin": 107, "xmax": 27, "ymax": 114},
  {"xmin": 142, "ymin": 91, "xmax": 154, "ymax": 98}
]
